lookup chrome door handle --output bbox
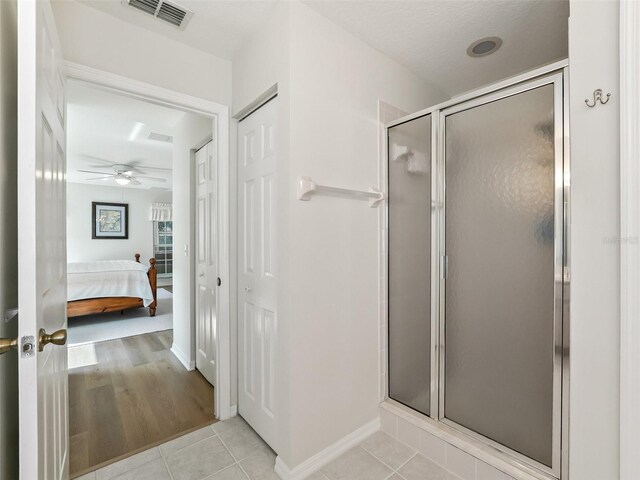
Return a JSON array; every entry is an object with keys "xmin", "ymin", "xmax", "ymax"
[
  {"xmin": 38, "ymin": 328, "xmax": 67, "ymax": 352},
  {"xmin": 0, "ymin": 337, "xmax": 18, "ymax": 356}
]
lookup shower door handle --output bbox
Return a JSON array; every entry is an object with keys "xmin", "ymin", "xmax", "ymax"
[{"xmin": 441, "ymin": 255, "xmax": 449, "ymax": 280}]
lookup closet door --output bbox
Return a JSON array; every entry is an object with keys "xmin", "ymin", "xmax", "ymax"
[
  {"xmin": 387, "ymin": 114, "xmax": 432, "ymax": 416},
  {"xmin": 238, "ymin": 98, "xmax": 278, "ymax": 449}
]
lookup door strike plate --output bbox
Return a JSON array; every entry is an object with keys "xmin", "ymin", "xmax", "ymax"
[{"xmin": 21, "ymin": 336, "xmax": 35, "ymax": 358}]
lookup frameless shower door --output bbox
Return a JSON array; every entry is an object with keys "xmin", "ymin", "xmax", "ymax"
[
  {"xmin": 442, "ymin": 80, "xmax": 562, "ymax": 471},
  {"xmin": 387, "ymin": 114, "xmax": 432, "ymax": 416}
]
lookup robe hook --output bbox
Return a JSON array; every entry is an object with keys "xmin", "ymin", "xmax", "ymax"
[{"xmin": 585, "ymin": 89, "xmax": 611, "ymax": 108}]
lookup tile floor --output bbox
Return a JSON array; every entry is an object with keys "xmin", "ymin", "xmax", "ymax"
[{"xmin": 75, "ymin": 417, "xmax": 462, "ymax": 480}]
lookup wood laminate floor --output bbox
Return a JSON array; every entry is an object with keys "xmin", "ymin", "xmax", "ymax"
[{"xmin": 69, "ymin": 330, "xmax": 215, "ymax": 477}]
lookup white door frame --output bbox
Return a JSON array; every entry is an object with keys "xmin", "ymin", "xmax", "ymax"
[
  {"xmin": 620, "ymin": 2, "xmax": 640, "ymax": 478},
  {"xmin": 63, "ymin": 61, "xmax": 234, "ymax": 420}
]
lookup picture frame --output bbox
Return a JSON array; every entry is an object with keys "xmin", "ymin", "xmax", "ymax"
[{"xmin": 92, "ymin": 202, "xmax": 129, "ymax": 239}]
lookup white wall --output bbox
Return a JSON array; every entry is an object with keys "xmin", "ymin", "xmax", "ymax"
[
  {"xmin": 568, "ymin": 1, "xmax": 620, "ymax": 479},
  {"xmin": 233, "ymin": 1, "xmax": 447, "ymax": 469},
  {"xmin": 51, "ymin": 0, "xmax": 232, "ymax": 106},
  {"xmin": 285, "ymin": 2, "xmax": 446, "ymax": 467},
  {"xmin": 66, "ymin": 183, "xmax": 171, "ymax": 264},
  {"xmin": 171, "ymin": 113, "xmax": 212, "ymax": 369},
  {"xmin": 0, "ymin": 1, "xmax": 18, "ymax": 478}
]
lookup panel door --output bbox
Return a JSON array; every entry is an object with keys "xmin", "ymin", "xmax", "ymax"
[
  {"xmin": 195, "ymin": 140, "xmax": 218, "ymax": 388},
  {"xmin": 17, "ymin": 1, "xmax": 69, "ymax": 478},
  {"xmin": 238, "ymin": 98, "xmax": 277, "ymax": 449}
]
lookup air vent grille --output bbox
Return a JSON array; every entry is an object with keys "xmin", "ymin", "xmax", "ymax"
[
  {"xmin": 129, "ymin": 0, "xmax": 159, "ymax": 15},
  {"xmin": 122, "ymin": 0, "xmax": 193, "ymax": 30},
  {"xmin": 157, "ymin": 2, "xmax": 187, "ymax": 26},
  {"xmin": 148, "ymin": 132, "xmax": 174, "ymax": 143}
]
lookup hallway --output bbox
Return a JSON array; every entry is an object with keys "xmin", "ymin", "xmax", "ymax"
[{"xmin": 69, "ymin": 331, "xmax": 215, "ymax": 477}]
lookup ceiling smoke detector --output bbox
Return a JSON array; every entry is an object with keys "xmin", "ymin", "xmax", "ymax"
[
  {"xmin": 467, "ymin": 37, "xmax": 503, "ymax": 58},
  {"xmin": 122, "ymin": 0, "xmax": 194, "ymax": 30}
]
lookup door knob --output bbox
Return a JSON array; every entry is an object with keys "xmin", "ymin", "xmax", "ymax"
[
  {"xmin": 0, "ymin": 337, "xmax": 18, "ymax": 356},
  {"xmin": 38, "ymin": 328, "xmax": 67, "ymax": 352}
]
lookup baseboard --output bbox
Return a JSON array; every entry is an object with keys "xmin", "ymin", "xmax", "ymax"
[
  {"xmin": 170, "ymin": 344, "xmax": 195, "ymax": 371},
  {"xmin": 230, "ymin": 405, "xmax": 238, "ymax": 417},
  {"xmin": 274, "ymin": 417, "xmax": 380, "ymax": 480}
]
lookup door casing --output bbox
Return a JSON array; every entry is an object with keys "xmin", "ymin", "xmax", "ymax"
[{"xmin": 63, "ymin": 61, "xmax": 234, "ymax": 421}]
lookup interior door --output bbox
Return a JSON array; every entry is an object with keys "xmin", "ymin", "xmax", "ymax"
[
  {"xmin": 238, "ymin": 98, "xmax": 277, "ymax": 448},
  {"xmin": 17, "ymin": 1, "xmax": 69, "ymax": 479},
  {"xmin": 195, "ymin": 140, "xmax": 218, "ymax": 388}
]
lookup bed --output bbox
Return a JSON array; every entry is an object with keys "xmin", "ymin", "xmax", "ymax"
[{"xmin": 67, "ymin": 254, "xmax": 158, "ymax": 318}]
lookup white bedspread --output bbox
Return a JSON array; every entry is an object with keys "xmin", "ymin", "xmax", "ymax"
[{"xmin": 67, "ymin": 260, "xmax": 154, "ymax": 307}]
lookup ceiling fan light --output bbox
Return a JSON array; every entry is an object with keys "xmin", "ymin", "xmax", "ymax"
[{"xmin": 115, "ymin": 177, "xmax": 130, "ymax": 186}]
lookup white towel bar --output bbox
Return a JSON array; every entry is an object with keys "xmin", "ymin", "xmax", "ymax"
[{"xmin": 297, "ymin": 176, "xmax": 385, "ymax": 208}]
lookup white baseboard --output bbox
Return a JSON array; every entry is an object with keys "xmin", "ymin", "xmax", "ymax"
[
  {"xmin": 274, "ymin": 417, "xmax": 380, "ymax": 480},
  {"xmin": 171, "ymin": 344, "xmax": 195, "ymax": 371},
  {"xmin": 230, "ymin": 405, "xmax": 238, "ymax": 417}
]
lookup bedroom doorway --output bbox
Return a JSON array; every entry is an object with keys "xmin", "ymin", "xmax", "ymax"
[{"xmin": 63, "ymin": 78, "xmax": 226, "ymax": 477}]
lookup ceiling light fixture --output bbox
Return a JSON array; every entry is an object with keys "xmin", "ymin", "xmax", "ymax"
[
  {"xmin": 128, "ymin": 122, "xmax": 144, "ymax": 141},
  {"xmin": 467, "ymin": 36, "xmax": 503, "ymax": 58},
  {"xmin": 115, "ymin": 176, "xmax": 131, "ymax": 186}
]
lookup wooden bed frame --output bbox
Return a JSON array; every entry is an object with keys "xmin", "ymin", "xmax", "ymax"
[{"xmin": 67, "ymin": 254, "xmax": 158, "ymax": 318}]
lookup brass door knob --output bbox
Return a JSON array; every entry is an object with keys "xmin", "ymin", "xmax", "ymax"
[
  {"xmin": 0, "ymin": 337, "xmax": 18, "ymax": 356},
  {"xmin": 38, "ymin": 328, "xmax": 67, "ymax": 352}
]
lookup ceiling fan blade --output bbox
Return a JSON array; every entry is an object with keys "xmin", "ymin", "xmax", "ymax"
[
  {"xmin": 129, "ymin": 178, "xmax": 142, "ymax": 186},
  {"xmin": 135, "ymin": 175, "xmax": 167, "ymax": 183},
  {"xmin": 80, "ymin": 155, "xmax": 115, "ymax": 165},
  {"xmin": 128, "ymin": 162, "xmax": 172, "ymax": 173},
  {"xmin": 85, "ymin": 176, "xmax": 115, "ymax": 181},
  {"xmin": 77, "ymin": 169, "xmax": 115, "ymax": 175}
]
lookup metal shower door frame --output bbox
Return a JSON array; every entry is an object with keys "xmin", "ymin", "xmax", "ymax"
[{"xmin": 434, "ymin": 71, "xmax": 566, "ymax": 479}]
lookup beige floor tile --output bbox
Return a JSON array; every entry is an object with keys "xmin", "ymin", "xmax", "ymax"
[
  {"xmin": 398, "ymin": 454, "xmax": 458, "ymax": 480},
  {"xmin": 360, "ymin": 431, "xmax": 415, "ymax": 470},
  {"xmin": 208, "ymin": 465, "xmax": 250, "ymax": 480},
  {"xmin": 165, "ymin": 436, "xmax": 235, "ymax": 480},
  {"xmin": 111, "ymin": 459, "xmax": 170, "ymax": 480},
  {"xmin": 304, "ymin": 472, "xmax": 328, "ymax": 480},
  {"xmin": 239, "ymin": 449, "xmax": 278, "ymax": 480},
  {"xmin": 321, "ymin": 447, "xmax": 392, "ymax": 480},
  {"xmin": 213, "ymin": 416, "xmax": 269, "ymax": 461},
  {"xmin": 95, "ymin": 448, "xmax": 161, "ymax": 480},
  {"xmin": 159, "ymin": 426, "xmax": 216, "ymax": 456},
  {"xmin": 75, "ymin": 473, "xmax": 97, "ymax": 480}
]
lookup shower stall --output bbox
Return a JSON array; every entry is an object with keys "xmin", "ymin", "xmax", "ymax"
[{"xmin": 386, "ymin": 64, "xmax": 568, "ymax": 479}]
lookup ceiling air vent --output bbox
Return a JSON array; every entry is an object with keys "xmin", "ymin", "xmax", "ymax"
[
  {"xmin": 148, "ymin": 132, "xmax": 174, "ymax": 143},
  {"xmin": 122, "ymin": 0, "xmax": 194, "ymax": 30}
]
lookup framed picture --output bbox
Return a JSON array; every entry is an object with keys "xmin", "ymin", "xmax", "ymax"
[{"xmin": 92, "ymin": 202, "xmax": 129, "ymax": 239}]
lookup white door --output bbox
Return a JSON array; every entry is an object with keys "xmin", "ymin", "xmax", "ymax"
[
  {"xmin": 238, "ymin": 98, "xmax": 277, "ymax": 448},
  {"xmin": 195, "ymin": 140, "xmax": 218, "ymax": 388},
  {"xmin": 17, "ymin": 1, "xmax": 69, "ymax": 479}
]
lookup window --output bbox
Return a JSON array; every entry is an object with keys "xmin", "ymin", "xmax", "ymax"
[{"xmin": 153, "ymin": 220, "xmax": 173, "ymax": 277}]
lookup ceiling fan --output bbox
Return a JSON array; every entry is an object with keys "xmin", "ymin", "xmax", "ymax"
[{"xmin": 77, "ymin": 164, "xmax": 167, "ymax": 186}]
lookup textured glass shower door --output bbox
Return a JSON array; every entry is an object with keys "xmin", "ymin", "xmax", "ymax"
[
  {"xmin": 441, "ymin": 79, "xmax": 563, "ymax": 472},
  {"xmin": 387, "ymin": 114, "xmax": 432, "ymax": 416}
]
